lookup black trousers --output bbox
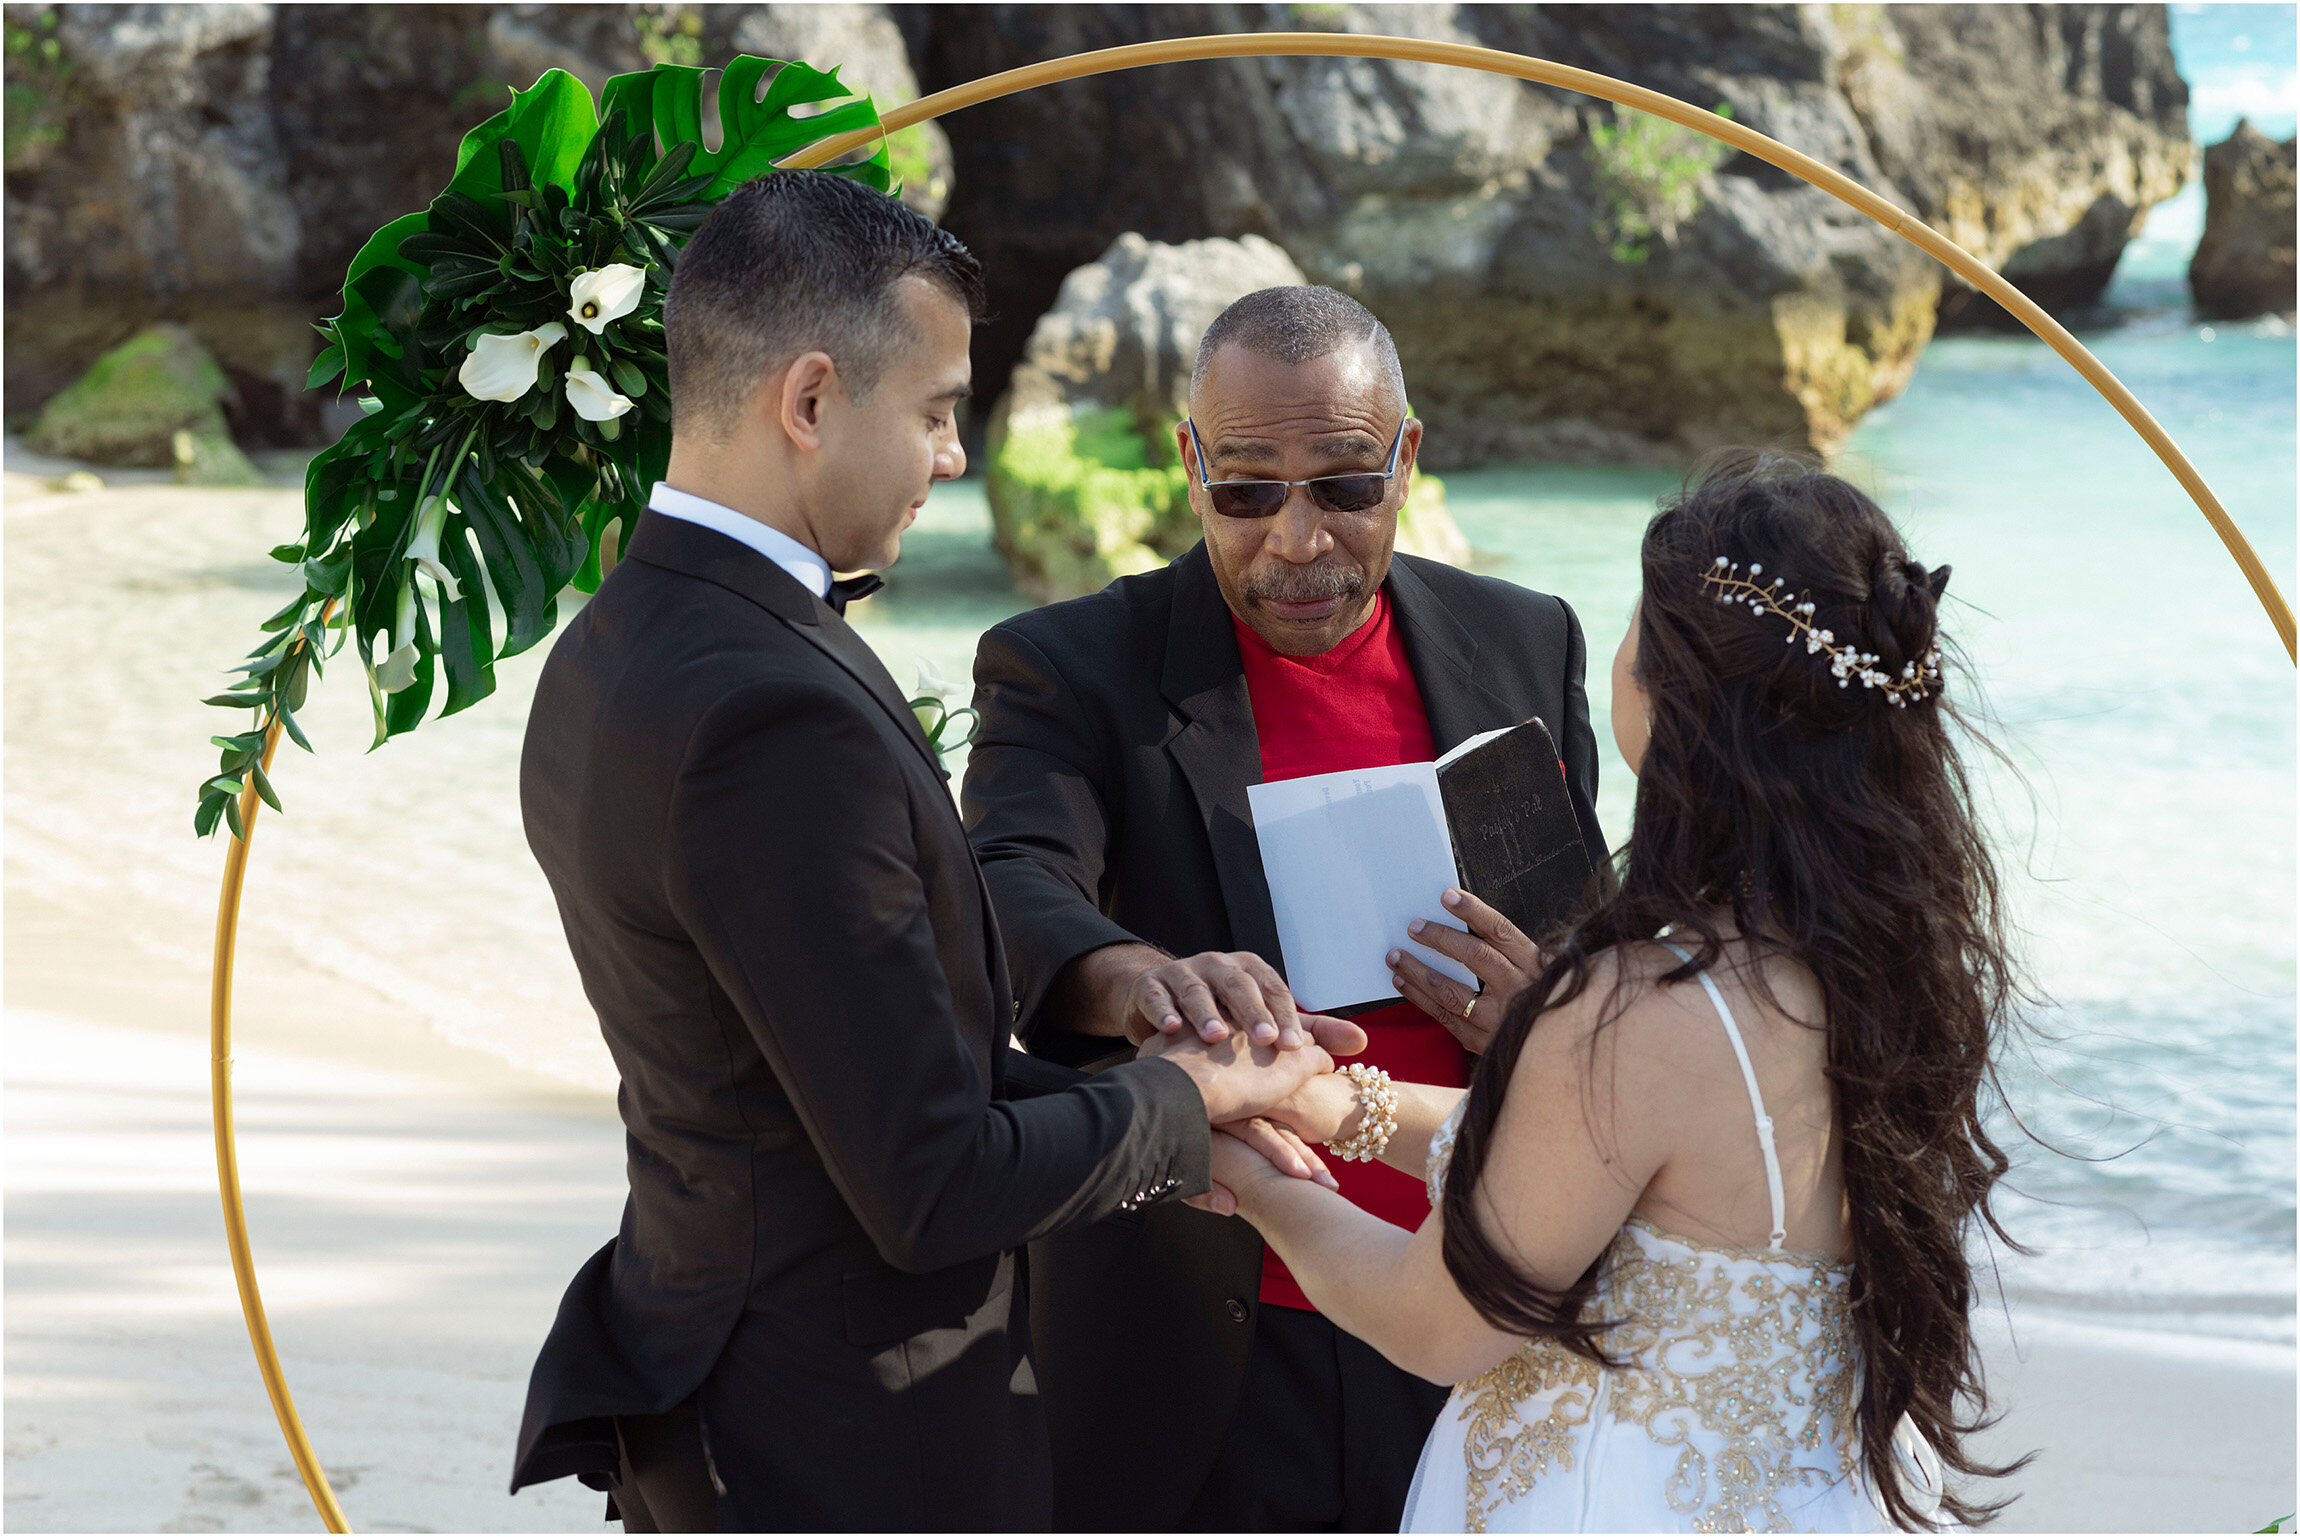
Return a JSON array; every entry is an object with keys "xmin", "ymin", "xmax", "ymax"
[
  {"xmin": 602, "ymin": 1307, "xmax": 1447, "ymax": 1533},
  {"xmin": 1180, "ymin": 1301, "xmax": 1452, "ymax": 1532},
  {"xmin": 606, "ymin": 1400, "xmax": 717, "ymax": 1533}
]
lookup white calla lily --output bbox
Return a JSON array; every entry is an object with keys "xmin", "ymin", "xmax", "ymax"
[
  {"xmin": 457, "ymin": 321, "xmax": 566, "ymax": 403},
  {"xmin": 568, "ymin": 264, "xmax": 646, "ymax": 334},
  {"xmin": 913, "ymin": 656, "xmax": 955, "ymax": 701},
  {"xmin": 564, "ymin": 366, "xmax": 634, "ymax": 422},
  {"xmin": 402, "ymin": 494, "xmax": 463, "ymax": 603},
  {"xmin": 375, "ymin": 581, "xmax": 420, "ymax": 694}
]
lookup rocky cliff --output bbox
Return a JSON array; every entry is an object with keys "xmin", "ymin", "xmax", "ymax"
[
  {"xmin": 1, "ymin": 3, "xmax": 946, "ymax": 442},
  {"xmin": 6, "ymin": 3, "xmax": 2190, "ymax": 465},
  {"xmin": 916, "ymin": 3, "xmax": 2191, "ymax": 466},
  {"xmin": 2190, "ymin": 119, "xmax": 2297, "ymax": 320}
]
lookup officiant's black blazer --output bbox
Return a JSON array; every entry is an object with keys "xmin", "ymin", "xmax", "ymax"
[
  {"xmin": 961, "ymin": 542, "xmax": 1608, "ymax": 1529},
  {"xmin": 508, "ymin": 510, "xmax": 1212, "ymax": 1531}
]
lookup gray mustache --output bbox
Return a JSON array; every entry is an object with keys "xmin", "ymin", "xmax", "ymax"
[{"xmin": 1246, "ymin": 566, "xmax": 1364, "ymax": 605}]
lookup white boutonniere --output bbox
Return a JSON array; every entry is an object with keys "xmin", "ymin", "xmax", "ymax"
[{"xmin": 909, "ymin": 656, "xmax": 978, "ymax": 757}]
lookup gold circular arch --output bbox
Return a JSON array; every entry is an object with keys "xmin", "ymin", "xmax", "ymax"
[{"xmin": 214, "ymin": 32, "xmax": 2297, "ymax": 1535}]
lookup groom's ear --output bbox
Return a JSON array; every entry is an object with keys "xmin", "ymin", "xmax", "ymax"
[{"xmin": 772, "ymin": 351, "xmax": 841, "ymax": 452}]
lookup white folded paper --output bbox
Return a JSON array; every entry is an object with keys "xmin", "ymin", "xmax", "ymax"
[{"xmin": 1246, "ymin": 762, "xmax": 1479, "ymax": 1012}]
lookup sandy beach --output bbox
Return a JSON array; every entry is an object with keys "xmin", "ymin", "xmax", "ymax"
[
  {"xmin": 7, "ymin": 955, "xmax": 2293, "ymax": 1534},
  {"xmin": 5, "ymin": 460, "xmax": 2292, "ymax": 1532}
]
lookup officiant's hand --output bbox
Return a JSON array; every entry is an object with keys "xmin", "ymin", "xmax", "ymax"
[
  {"xmin": 1115, "ymin": 948, "xmax": 1305, "ymax": 1048},
  {"xmin": 1388, "ymin": 888, "xmax": 1543, "ymax": 1052},
  {"xmin": 1136, "ymin": 1015, "xmax": 1362, "ymax": 1124}
]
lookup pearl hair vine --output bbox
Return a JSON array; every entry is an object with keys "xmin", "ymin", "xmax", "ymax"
[{"xmin": 1698, "ymin": 556, "xmax": 1943, "ymax": 707}]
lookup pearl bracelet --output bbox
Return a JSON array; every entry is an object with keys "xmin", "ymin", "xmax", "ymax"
[{"xmin": 1324, "ymin": 1063, "xmax": 1399, "ymax": 1163}]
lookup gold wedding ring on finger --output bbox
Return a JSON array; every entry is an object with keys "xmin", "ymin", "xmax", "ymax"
[{"xmin": 1462, "ymin": 994, "xmax": 1479, "ymax": 1024}]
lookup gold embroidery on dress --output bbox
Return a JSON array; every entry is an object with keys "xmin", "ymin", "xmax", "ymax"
[
  {"xmin": 1459, "ymin": 1340, "xmax": 1600, "ymax": 1531},
  {"xmin": 1453, "ymin": 1221, "xmax": 1858, "ymax": 1533}
]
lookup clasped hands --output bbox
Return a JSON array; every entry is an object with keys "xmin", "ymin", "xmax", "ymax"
[{"xmin": 1125, "ymin": 888, "xmax": 1540, "ymax": 1214}]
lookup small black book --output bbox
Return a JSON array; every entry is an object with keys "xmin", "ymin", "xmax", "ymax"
[{"xmin": 1436, "ymin": 717, "xmax": 1596, "ymax": 945}]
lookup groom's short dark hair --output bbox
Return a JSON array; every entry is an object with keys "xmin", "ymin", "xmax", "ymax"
[{"xmin": 665, "ymin": 170, "xmax": 984, "ymax": 442}]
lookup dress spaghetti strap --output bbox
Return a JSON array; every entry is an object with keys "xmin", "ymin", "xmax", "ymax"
[{"xmin": 1661, "ymin": 941, "xmax": 1789, "ymax": 1251}]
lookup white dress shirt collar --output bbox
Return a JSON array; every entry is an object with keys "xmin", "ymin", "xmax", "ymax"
[{"xmin": 646, "ymin": 483, "xmax": 832, "ymax": 599}]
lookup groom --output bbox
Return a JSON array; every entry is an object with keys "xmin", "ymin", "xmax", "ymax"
[{"xmin": 507, "ymin": 171, "xmax": 1354, "ymax": 1532}]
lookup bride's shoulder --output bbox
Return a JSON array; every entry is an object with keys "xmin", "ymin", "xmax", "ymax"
[{"xmin": 1523, "ymin": 941, "xmax": 1743, "ymax": 1069}]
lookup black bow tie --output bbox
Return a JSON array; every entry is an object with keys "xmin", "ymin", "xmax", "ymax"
[{"xmin": 825, "ymin": 572, "xmax": 884, "ymax": 616}]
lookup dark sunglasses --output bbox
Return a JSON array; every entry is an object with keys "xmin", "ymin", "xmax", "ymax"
[{"xmin": 1185, "ymin": 419, "xmax": 1407, "ymax": 519}]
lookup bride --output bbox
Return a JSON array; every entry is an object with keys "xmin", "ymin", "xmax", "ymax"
[{"xmin": 1152, "ymin": 450, "xmax": 2027, "ymax": 1532}]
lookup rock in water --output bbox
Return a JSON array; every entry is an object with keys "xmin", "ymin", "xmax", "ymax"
[
  {"xmin": 986, "ymin": 232, "xmax": 1469, "ymax": 600},
  {"xmin": 27, "ymin": 325, "xmax": 258, "ymax": 482},
  {"xmin": 2191, "ymin": 120, "xmax": 2298, "ymax": 321},
  {"xmin": 1889, "ymin": 6, "xmax": 2193, "ymax": 328}
]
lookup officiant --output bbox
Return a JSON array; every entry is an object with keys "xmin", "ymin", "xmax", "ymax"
[{"xmin": 963, "ymin": 287, "xmax": 1611, "ymax": 1531}]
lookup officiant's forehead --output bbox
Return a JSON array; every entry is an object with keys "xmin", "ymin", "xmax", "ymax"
[{"xmin": 1190, "ymin": 343, "xmax": 1401, "ymax": 464}]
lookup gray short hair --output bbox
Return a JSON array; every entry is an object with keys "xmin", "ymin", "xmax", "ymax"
[
  {"xmin": 664, "ymin": 171, "xmax": 983, "ymax": 442},
  {"xmin": 1189, "ymin": 285, "xmax": 1407, "ymax": 408}
]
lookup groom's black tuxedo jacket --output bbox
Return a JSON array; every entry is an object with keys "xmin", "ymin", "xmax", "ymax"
[
  {"xmin": 962, "ymin": 542, "xmax": 1607, "ymax": 1529},
  {"xmin": 509, "ymin": 510, "xmax": 1211, "ymax": 1530}
]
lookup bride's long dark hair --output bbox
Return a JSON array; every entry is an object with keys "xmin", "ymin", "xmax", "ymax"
[{"xmin": 1440, "ymin": 449, "xmax": 2030, "ymax": 1528}]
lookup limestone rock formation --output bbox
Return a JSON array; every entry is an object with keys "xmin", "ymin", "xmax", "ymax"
[
  {"xmin": 915, "ymin": 3, "xmax": 2192, "ymax": 465},
  {"xmin": 3, "ymin": 2, "xmax": 2194, "ymax": 474},
  {"xmin": 1001, "ymin": 232, "xmax": 1307, "ymax": 427},
  {"xmin": 3, "ymin": 3, "xmax": 947, "ymax": 448},
  {"xmin": 988, "ymin": 231, "xmax": 1465, "ymax": 600},
  {"xmin": 27, "ymin": 323, "xmax": 258, "ymax": 482},
  {"xmin": 2190, "ymin": 119, "xmax": 2298, "ymax": 320},
  {"xmin": 1875, "ymin": 5, "xmax": 2194, "ymax": 326}
]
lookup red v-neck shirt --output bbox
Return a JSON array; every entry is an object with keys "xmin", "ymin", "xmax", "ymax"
[{"xmin": 1232, "ymin": 592, "xmax": 1473, "ymax": 1312}]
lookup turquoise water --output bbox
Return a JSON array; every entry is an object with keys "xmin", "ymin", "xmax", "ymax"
[{"xmin": 1430, "ymin": 3, "xmax": 2300, "ymax": 1342}]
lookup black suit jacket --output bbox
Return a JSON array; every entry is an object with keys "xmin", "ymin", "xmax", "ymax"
[
  {"xmin": 961, "ymin": 543, "xmax": 1607, "ymax": 1529},
  {"xmin": 509, "ymin": 510, "xmax": 1212, "ymax": 1531}
]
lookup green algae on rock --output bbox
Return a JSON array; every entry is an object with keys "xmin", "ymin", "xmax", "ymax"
[
  {"xmin": 28, "ymin": 324, "xmax": 256, "ymax": 479},
  {"xmin": 987, "ymin": 402, "xmax": 1195, "ymax": 604}
]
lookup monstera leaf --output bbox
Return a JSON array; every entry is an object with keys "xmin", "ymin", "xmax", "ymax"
[
  {"xmin": 601, "ymin": 56, "xmax": 894, "ymax": 199},
  {"xmin": 194, "ymin": 57, "xmax": 893, "ymax": 837}
]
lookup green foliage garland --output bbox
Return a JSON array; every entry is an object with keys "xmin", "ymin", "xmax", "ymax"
[{"xmin": 194, "ymin": 59, "xmax": 892, "ymax": 838}]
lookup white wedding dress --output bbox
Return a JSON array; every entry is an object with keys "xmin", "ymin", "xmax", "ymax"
[{"xmin": 1400, "ymin": 948, "xmax": 1942, "ymax": 1534}]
